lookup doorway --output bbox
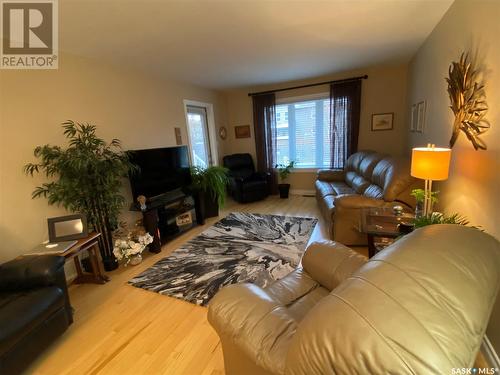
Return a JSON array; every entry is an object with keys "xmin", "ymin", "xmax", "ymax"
[{"xmin": 183, "ymin": 100, "xmax": 218, "ymax": 168}]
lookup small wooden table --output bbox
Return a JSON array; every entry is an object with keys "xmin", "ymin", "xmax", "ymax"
[
  {"xmin": 360, "ymin": 207, "xmax": 415, "ymax": 258},
  {"xmin": 26, "ymin": 232, "xmax": 110, "ymax": 284},
  {"xmin": 65, "ymin": 233, "xmax": 110, "ymax": 284}
]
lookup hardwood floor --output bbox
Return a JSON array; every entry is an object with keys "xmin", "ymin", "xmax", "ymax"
[
  {"xmin": 27, "ymin": 195, "xmax": 327, "ymax": 375},
  {"xmin": 25, "ymin": 194, "xmax": 487, "ymax": 374}
]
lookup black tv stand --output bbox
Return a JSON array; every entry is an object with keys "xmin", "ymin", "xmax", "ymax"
[{"xmin": 130, "ymin": 189, "xmax": 197, "ymax": 253}]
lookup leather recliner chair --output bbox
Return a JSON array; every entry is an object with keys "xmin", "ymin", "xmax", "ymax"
[
  {"xmin": 316, "ymin": 150, "xmax": 418, "ymax": 245},
  {"xmin": 208, "ymin": 225, "xmax": 500, "ymax": 375},
  {"xmin": 223, "ymin": 153, "xmax": 269, "ymax": 203},
  {"xmin": 0, "ymin": 255, "xmax": 73, "ymax": 374}
]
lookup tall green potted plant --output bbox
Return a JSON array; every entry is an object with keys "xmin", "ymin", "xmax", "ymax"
[
  {"xmin": 190, "ymin": 166, "xmax": 229, "ymax": 223},
  {"xmin": 276, "ymin": 161, "xmax": 295, "ymax": 199},
  {"xmin": 24, "ymin": 121, "xmax": 137, "ymax": 271}
]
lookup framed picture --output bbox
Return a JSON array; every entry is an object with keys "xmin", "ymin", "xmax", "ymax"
[
  {"xmin": 234, "ymin": 125, "xmax": 251, "ymax": 138},
  {"xmin": 174, "ymin": 127, "xmax": 182, "ymax": 145},
  {"xmin": 371, "ymin": 113, "xmax": 394, "ymax": 131},
  {"xmin": 48, "ymin": 214, "xmax": 88, "ymax": 242},
  {"xmin": 416, "ymin": 101, "xmax": 426, "ymax": 133},
  {"xmin": 411, "ymin": 104, "xmax": 418, "ymax": 132}
]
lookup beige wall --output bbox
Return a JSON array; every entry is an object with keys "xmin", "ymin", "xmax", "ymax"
[
  {"xmin": 222, "ymin": 64, "xmax": 409, "ymax": 191},
  {"xmin": 406, "ymin": 0, "xmax": 500, "ymax": 357},
  {"xmin": 0, "ymin": 52, "xmax": 227, "ymax": 264}
]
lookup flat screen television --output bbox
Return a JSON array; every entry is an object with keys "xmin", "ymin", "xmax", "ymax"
[{"xmin": 128, "ymin": 146, "xmax": 191, "ymax": 200}]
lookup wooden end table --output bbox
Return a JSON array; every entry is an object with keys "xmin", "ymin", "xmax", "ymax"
[
  {"xmin": 25, "ymin": 232, "xmax": 110, "ymax": 284},
  {"xmin": 360, "ymin": 207, "xmax": 415, "ymax": 258},
  {"xmin": 65, "ymin": 232, "xmax": 110, "ymax": 284}
]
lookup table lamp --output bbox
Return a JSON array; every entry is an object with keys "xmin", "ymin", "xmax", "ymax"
[{"xmin": 411, "ymin": 144, "xmax": 452, "ymax": 216}]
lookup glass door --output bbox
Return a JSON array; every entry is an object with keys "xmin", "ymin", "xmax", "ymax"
[{"xmin": 186, "ymin": 105, "xmax": 212, "ymax": 168}]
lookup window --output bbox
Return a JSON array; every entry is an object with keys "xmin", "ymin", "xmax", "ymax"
[{"xmin": 273, "ymin": 96, "xmax": 332, "ymax": 169}]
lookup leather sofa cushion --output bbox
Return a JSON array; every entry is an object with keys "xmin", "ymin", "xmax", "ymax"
[
  {"xmin": 343, "ymin": 151, "xmax": 384, "ymax": 194},
  {"xmin": 265, "ymin": 269, "xmax": 318, "ymax": 306},
  {"xmin": 363, "ymin": 184, "xmax": 384, "ymax": 199},
  {"xmin": 286, "ymin": 287, "xmax": 329, "ymax": 323},
  {"xmin": 344, "ymin": 171, "xmax": 370, "ymax": 194},
  {"xmin": 0, "ymin": 287, "xmax": 64, "ymax": 356},
  {"xmin": 264, "ymin": 269, "xmax": 331, "ymax": 323},
  {"xmin": 315, "ymin": 181, "xmax": 354, "ymax": 198}
]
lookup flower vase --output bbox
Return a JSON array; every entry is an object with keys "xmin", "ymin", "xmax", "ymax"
[{"xmin": 129, "ymin": 254, "xmax": 142, "ymax": 266}]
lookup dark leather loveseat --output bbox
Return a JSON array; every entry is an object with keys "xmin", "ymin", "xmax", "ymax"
[
  {"xmin": 0, "ymin": 255, "xmax": 73, "ymax": 374},
  {"xmin": 223, "ymin": 153, "xmax": 269, "ymax": 203}
]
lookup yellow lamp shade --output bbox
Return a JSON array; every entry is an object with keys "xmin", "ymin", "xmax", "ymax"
[{"xmin": 411, "ymin": 147, "xmax": 451, "ymax": 181}]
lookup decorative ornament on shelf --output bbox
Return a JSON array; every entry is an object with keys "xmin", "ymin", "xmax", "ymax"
[{"xmin": 446, "ymin": 52, "xmax": 490, "ymax": 150}]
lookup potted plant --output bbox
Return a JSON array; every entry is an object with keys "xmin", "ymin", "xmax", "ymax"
[
  {"xmin": 413, "ymin": 212, "xmax": 480, "ymax": 230},
  {"xmin": 411, "ymin": 188, "xmax": 439, "ymax": 218},
  {"xmin": 24, "ymin": 121, "xmax": 137, "ymax": 271},
  {"xmin": 275, "ymin": 161, "xmax": 295, "ymax": 199},
  {"xmin": 190, "ymin": 166, "xmax": 229, "ymax": 223}
]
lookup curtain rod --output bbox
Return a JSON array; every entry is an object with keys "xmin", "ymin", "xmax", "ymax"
[{"xmin": 247, "ymin": 74, "xmax": 368, "ymax": 97}]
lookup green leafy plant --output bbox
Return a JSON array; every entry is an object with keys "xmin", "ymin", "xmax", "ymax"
[
  {"xmin": 275, "ymin": 161, "xmax": 295, "ymax": 182},
  {"xmin": 24, "ymin": 121, "xmax": 137, "ymax": 265},
  {"xmin": 411, "ymin": 188, "xmax": 439, "ymax": 205},
  {"xmin": 413, "ymin": 212, "xmax": 480, "ymax": 230},
  {"xmin": 190, "ymin": 166, "xmax": 229, "ymax": 208}
]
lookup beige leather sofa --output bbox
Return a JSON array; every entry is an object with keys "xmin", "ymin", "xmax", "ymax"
[
  {"xmin": 316, "ymin": 150, "xmax": 416, "ymax": 245},
  {"xmin": 208, "ymin": 225, "xmax": 500, "ymax": 375}
]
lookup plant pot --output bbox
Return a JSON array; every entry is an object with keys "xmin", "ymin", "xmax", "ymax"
[
  {"xmin": 203, "ymin": 194, "xmax": 219, "ymax": 218},
  {"xmin": 195, "ymin": 190, "xmax": 219, "ymax": 221},
  {"xmin": 102, "ymin": 256, "xmax": 119, "ymax": 271},
  {"xmin": 278, "ymin": 184, "xmax": 290, "ymax": 199},
  {"xmin": 129, "ymin": 254, "xmax": 142, "ymax": 266},
  {"xmin": 194, "ymin": 191, "xmax": 206, "ymax": 225}
]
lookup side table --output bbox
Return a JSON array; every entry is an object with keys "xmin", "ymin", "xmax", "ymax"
[
  {"xmin": 360, "ymin": 207, "xmax": 415, "ymax": 258},
  {"xmin": 26, "ymin": 232, "xmax": 110, "ymax": 284}
]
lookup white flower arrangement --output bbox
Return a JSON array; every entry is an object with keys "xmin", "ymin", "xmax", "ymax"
[{"xmin": 113, "ymin": 233, "xmax": 153, "ymax": 266}]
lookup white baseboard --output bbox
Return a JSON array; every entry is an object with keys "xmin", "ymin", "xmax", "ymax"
[
  {"xmin": 482, "ymin": 335, "xmax": 500, "ymax": 369},
  {"xmin": 290, "ymin": 189, "xmax": 315, "ymax": 196}
]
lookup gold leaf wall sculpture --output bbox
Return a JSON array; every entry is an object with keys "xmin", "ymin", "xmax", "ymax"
[{"xmin": 446, "ymin": 53, "xmax": 490, "ymax": 150}]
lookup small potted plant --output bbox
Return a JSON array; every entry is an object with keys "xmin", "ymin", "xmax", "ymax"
[
  {"xmin": 275, "ymin": 161, "xmax": 295, "ymax": 199},
  {"xmin": 411, "ymin": 188, "xmax": 439, "ymax": 217},
  {"xmin": 190, "ymin": 166, "xmax": 229, "ymax": 223}
]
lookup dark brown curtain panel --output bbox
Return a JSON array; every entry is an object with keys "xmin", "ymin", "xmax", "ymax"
[
  {"xmin": 329, "ymin": 80, "xmax": 362, "ymax": 169},
  {"xmin": 252, "ymin": 93, "xmax": 278, "ymax": 194}
]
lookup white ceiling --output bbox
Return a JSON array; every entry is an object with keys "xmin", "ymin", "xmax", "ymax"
[{"xmin": 60, "ymin": 0, "xmax": 454, "ymax": 89}]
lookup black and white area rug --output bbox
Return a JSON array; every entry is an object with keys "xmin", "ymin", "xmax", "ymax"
[{"xmin": 129, "ymin": 212, "xmax": 317, "ymax": 306}]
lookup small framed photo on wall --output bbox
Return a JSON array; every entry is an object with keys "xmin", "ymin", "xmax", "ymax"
[
  {"xmin": 416, "ymin": 101, "xmax": 426, "ymax": 133},
  {"xmin": 371, "ymin": 113, "xmax": 394, "ymax": 131},
  {"xmin": 234, "ymin": 125, "xmax": 251, "ymax": 138},
  {"xmin": 410, "ymin": 104, "xmax": 418, "ymax": 132}
]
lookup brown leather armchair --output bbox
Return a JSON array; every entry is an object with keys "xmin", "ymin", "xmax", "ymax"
[
  {"xmin": 316, "ymin": 150, "xmax": 418, "ymax": 245},
  {"xmin": 208, "ymin": 225, "xmax": 500, "ymax": 375}
]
